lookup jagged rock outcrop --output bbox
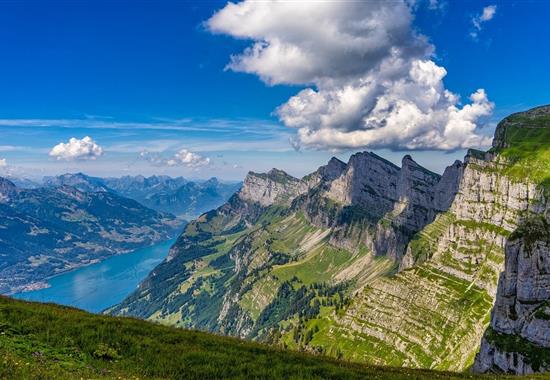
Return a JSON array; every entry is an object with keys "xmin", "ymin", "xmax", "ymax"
[
  {"xmin": 302, "ymin": 157, "xmax": 347, "ymax": 189},
  {"xmin": 325, "ymin": 152, "xmax": 400, "ymax": 212},
  {"xmin": 305, "ymin": 152, "xmax": 459, "ymax": 261},
  {"xmin": 433, "ymin": 160, "xmax": 464, "ymax": 211},
  {"xmin": 238, "ymin": 169, "xmax": 308, "ymax": 207}
]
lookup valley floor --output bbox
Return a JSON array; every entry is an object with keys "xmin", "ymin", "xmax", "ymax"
[{"xmin": 0, "ymin": 296, "xmax": 543, "ymax": 379}]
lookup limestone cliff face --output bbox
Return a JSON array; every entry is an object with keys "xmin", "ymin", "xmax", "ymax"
[
  {"xmin": 472, "ymin": 105, "xmax": 550, "ymax": 374},
  {"xmin": 473, "ymin": 215, "xmax": 550, "ymax": 374},
  {"xmin": 433, "ymin": 159, "xmax": 464, "ymax": 211},
  {"xmin": 324, "ymin": 146, "xmax": 540, "ymax": 371},
  {"xmin": 305, "ymin": 152, "xmax": 460, "ymax": 261},
  {"xmin": 302, "ymin": 157, "xmax": 347, "ymax": 189},
  {"xmin": 325, "ymin": 152, "xmax": 400, "ymax": 213},
  {"xmin": 400, "ymin": 150, "xmax": 536, "ymax": 287},
  {"xmin": 238, "ymin": 169, "xmax": 308, "ymax": 207}
]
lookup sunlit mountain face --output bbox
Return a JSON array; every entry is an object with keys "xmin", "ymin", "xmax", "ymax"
[{"xmin": 1, "ymin": 1, "xmax": 550, "ymax": 378}]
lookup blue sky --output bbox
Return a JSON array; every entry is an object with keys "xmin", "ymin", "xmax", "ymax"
[{"xmin": 0, "ymin": 0, "xmax": 548, "ymax": 180}]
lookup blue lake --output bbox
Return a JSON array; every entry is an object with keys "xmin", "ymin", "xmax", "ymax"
[{"xmin": 13, "ymin": 239, "xmax": 175, "ymax": 313}]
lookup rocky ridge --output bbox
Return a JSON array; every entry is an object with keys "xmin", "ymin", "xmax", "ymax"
[
  {"xmin": 319, "ymin": 147, "xmax": 537, "ymax": 370},
  {"xmin": 109, "ymin": 150, "xmax": 463, "ymax": 354},
  {"xmin": 112, "ymin": 105, "xmax": 550, "ymax": 374}
]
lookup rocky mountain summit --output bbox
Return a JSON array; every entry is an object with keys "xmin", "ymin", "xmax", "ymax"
[
  {"xmin": 111, "ymin": 105, "xmax": 550, "ymax": 375},
  {"xmin": 239, "ymin": 168, "xmax": 310, "ymax": 207}
]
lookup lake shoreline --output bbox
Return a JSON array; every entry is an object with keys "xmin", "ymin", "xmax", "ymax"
[
  {"xmin": 8, "ymin": 237, "xmax": 177, "ymax": 296},
  {"xmin": 12, "ymin": 238, "xmax": 176, "ymax": 313}
]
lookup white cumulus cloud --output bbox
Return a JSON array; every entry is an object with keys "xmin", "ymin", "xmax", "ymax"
[
  {"xmin": 49, "ymin": 136, "xmax": 104, "ymax": 161},
  {"xmin": 471, "ymin": 5, "xmax": 497, "ymax": 39},
  {"xmin": 207, "ymin": 0, "xmax": 494, "ymax": 151},
  {"xmin": 140, "ymin": 149, "xmax": 211, "ymax": 168}
]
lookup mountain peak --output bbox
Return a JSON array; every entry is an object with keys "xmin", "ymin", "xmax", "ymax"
[
  {"xmin": 0, "ymin": 176, "xmax": 17, "ymax": 201},
  {"xmin": 0, "ymin": 176, "xmax": 16, "ymax": 188},
  {"xmin": 204, "ymin": 177, "xmax": 219, "ymax": 185},
  {"xmin": 246, "ymin": 168, "xmax": 298, "ymax": 185},
  {"xmin": 401, "ymin": 154, "xmax": 417, "ymax": 167},
  {"xmin": 44, "ymin": 172, "xmax": 108, "ymax": 193},
  {"xmin": 239, "ymin": 169, "xmax": 305, "ymax": 207},
  {"xmin": 349, "ymin": 151, "xmax": 401, "ymax": 171},
  {"xmin": 328, "ymin": 156, "xmax": 345, "ymax": 166},
  {"xmin": 266, "ymin": 168, "xmax": 295, "ymax": 181},
  {"xmin": 401, "ymin": 154, "xmax": 440, "ymax": 179},
  {"xmin": 321, "ymin": 157, "xmax": 346, "ymax": 179},
  {"xmin": 493, "ymin": 104, "xmax": 550, "ymax": 149}
]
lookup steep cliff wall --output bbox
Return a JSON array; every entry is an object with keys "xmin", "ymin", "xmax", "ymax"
[
  {"xmin": 473, "ymin": 105, "xmax": 550, "ymax": 374},
  {"xmin": 310, "ymin": 148, "xmax": 537, "ymax": 370}
]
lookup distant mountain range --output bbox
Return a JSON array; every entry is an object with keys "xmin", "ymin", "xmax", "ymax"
[
  {"xmin": 4, "ymin": 176, "xmax": 42, "ymax": 189},
  {"xmin": 0, "ymin": 177, "xmax": 183, "ymax": 294},
  {"xmin": 44, "ymin": 173, "xmax": 241, "ymax": 219}
]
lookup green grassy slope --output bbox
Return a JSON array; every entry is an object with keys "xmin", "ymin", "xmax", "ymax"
[
  {"xmin": 0, "ymin": 296, "xmax": 519, "ymax": 380},
  {"xmin": 493, "ymin": 107, "xmax": 550, "ymax": 188}
]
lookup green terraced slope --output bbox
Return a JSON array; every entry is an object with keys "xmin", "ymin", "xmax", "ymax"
[
  {"xmin": 302, "ymin": 119, "xmax": 549, "ymax": 370},
  {"xmin": 111, "ymin": 106, "xmax": 550, "ymax": 375}
]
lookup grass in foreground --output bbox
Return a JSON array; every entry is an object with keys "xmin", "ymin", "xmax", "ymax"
[{"xmin": 0, "ymin": 296, "xmax": 543, "ymax": 379}]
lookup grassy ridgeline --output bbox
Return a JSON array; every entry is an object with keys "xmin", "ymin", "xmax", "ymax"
[{"xmin": 0, "ymin": 296, "xmax": 526, "ymax": 380}]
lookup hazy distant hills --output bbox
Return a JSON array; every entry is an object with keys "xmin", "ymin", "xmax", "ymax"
[
  {"xmin": 102, "ymin": 175, "xmax": 188, "ymax": 201},
  {"xmin": 0, "ymin": 177, "xmax": 183, "ymax": 294},
  {"xmin": 44, "ymin": 173, "xmax": 241, "ymax": 219},
  {"xmin": 44, "ymin": 173, "xmax": 110, "ymax": 192},
  {"xmin": 104, "ymin": 175, "xmax": 242, "ymax": 219},
  {"xmin": 4, "ymin": 176, "xmax": 42, "ymax": 189}
]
